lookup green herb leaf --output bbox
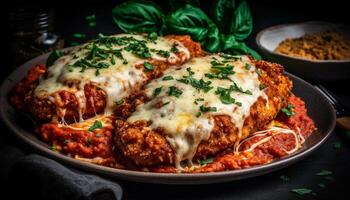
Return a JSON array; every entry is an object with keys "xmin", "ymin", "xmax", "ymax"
[
  {"xmin": 49, "ymin": 145, "xmax": 57, "ymax": 151},
  {"xmin": 46, "ymin": 50, "xmax": 64, "ymax": 67},
  {"xmin": 259, "ymin": 83, "xmax": 266, "ymax": 90},
  {"xmin": 291, "ymin": 188, "xmax": 313, "ymax": 195},
  {"xmin": 87, "ymin": 138, "xmax": 93, "ymax": 145},
  {"xmin": 148, "ymin": 32, "xmax": 158, "ymax": 42},
  {"xmin": 115, "ymin": 99, "xmax": 124, "ymax": 105},
  {"xmin": 85, "ymin": 14, "xmax": 96, "ymax": 21},
  {"xmin": 200, "ymin": 105, "xmax": 217, "ymax": 112},
  {"xmin": 197, "ymin": 157, "xmax": 214, "ymax": 165},
  {"xmin": 281, "ymin": 103, "xmax": 295, "ymax": 117},
  {"xmin": 144, "ymin": 61, "xmax": 154, "ymax": 71},
  {"xmin": 316, "ymin": 170, "xmax": 333, "ymax": 176},
  {"xmin": 280, "ymin": 175, "xmax": 290, "ymax": 182},
  {"xmin": 220, "ymin": 34, "xmax": 261, "ymax": 60},
  {"xmin": 70, "ymin": 42, "xmax": 80, "ymax": 46},
  {"xmin": 213, "ymin": 0, "xmax": 235, "ymax": 32},
  {"xmin": 88, "ymin": 120, "xmax": 103, "ymax": 133},
  {"xmin": 230, "ymin": 0, "xmax": 253, "ymax": 41},
  {"xmin": 112, "ymin": 0, "xmax": 165, "ymax": 33},
  {"xmin": 73, "ymin": 33, "xmax": 86, "ymax": 39},
  {"xmin": 334, "ymin": 142, "xmax": 342, "ymax": 149},
  {"xmin": 162, "ymin": 76, "xmax": 174, "ymax": 81},
  {"xmin": 153, "ymin": 87, "xmax": 162, "ymax": 96},
  {"xmin": 167, "ymin": 86, "xmax": 183, "ymax": 98},
  {"xmin": 165, "ymin": 4, "xmax": 220, "ymax": 52}
]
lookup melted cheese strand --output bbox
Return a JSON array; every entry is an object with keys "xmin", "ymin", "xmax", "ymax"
[{"xmin": 235, "ymin": 126, "xmax": 304, "ymax": 155}]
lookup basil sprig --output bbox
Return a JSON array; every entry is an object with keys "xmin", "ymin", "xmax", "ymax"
[
  {"xmin": 111, "ymin": 0, "xmax": 260, "ymax": 59},
  {"xmin": 112, "ymin": 0, "xmax": 165, "ymax": 33}
]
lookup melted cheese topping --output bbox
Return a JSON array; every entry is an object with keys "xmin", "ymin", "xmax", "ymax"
[
  {"xmin": 127, "ymin": 55, "xmax": 267, "ymax": 168},
  {"xmin": 34, "ymin": 34, "xmax": 190, "ymax": 119}
]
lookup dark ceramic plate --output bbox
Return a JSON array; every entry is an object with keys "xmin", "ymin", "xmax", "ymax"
[{"xmin": 0, "ymin": 52, "xmax": 336, "ymax": 184}]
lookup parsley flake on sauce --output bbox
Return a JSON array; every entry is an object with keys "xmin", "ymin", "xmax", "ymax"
[
  {"xmin": 144, "ymin": 61, "xmax": 154, "ymax": 71},
  {"xmin": 88, "ymin": 120, "xmax": 103, "ymax": 133},
  {"xmin": 197, "ymin": 157, "xmax": 214, "ymax": 165},
  {"xmin": 281, "ymin": 103, "xmax": 295, "ymax": 117}
]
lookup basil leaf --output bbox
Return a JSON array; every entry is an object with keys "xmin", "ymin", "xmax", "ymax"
[
  {"xmin": 112, "ymin": 0, "xmax": 165, "ymax": 33},
  {"xmin": 220, "ymin": 34, "xmax": 261, "ymax": 59},
  {"xmin": 213, "ymin": 0, "xmax": 235, "ymax": 32},
  {"xmin": 169, "ymin": 0, "xmax": 200, "ymax": 11},
  {"xmin": 165, "ymin": 4, "xmax": 220, "ymax": 52},
  {"xmin": 46, "ymin": 50, "xmax": 64, "ymax": 67},
  {"xmin": 230, "ymin": 0, "xmax": 253, "ymax": 41}
]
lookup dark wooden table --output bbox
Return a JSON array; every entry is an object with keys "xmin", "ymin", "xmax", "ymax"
[{"xmin": 2, "ymin": 1, "xmax": 350, "ymax": 199}]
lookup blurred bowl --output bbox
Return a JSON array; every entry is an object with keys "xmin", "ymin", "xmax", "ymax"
[{"xmin": 256, "ymin": 21, "xmax": 350, "ymax": 82}]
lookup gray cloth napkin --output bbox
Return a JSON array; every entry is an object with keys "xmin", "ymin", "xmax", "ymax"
[{"xmin": 0, "ymin": 146, "xmax": 123, "ymax": 200}]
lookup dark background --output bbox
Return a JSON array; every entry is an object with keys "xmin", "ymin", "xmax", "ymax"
[{"xmin": 1, "ymin": 0, "xmax": 350, "ymax": 199}]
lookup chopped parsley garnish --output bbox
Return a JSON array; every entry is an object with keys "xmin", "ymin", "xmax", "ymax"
[
  {"xmin": 195, "ymin": 112, "xmax": 202, "ymax": 117},
  {"xmin": 291, "ymin": 188, "xmax": 313, "ymax": 195},
  {"xmin": 171, "ymin": 43, "xmax": 179, "ymax": 53},
  {"xmin": 205, "ymin": 60, "xmax": 235, "ymax": 81},
  {"xmin": 245, "ymin": 63, "xmax": 251, "ymax": 70},
  {"xmin": 85, "ymin": 14, "xmax": 96, "ymax": 27},
  {"xmin": 281, "ymin": 103, "xmax": 295, "ymax": 117},
  {"xmin": 151, "ymin": 49, "xmax": 170, "ymax": 58},
  {"xmin": 280, "ymin": 175, "xmax": 290, "ymax": 182},
  {"xmin": 70, "ymin": 42, "xmax": 80, "ymax": 46},
  {"xmin": 259, "ymin": 83, "xmax": 266, "ymax": 90},
  {"xmin": 194, "ymin": 98, "xmax": 204, "ymax": 105},
  {"xmin": 316, "ymin": 170, "xmax": 333, "ymax": 176},
  {"xmin": 199, "ymin": 105, "xmax": 217, "ymax": 112},
  {"xmin": 88, "ymin": 120, "xmax": 103, "ymax": 133},
  {"xmin": 49, "ymin": 145, "xmax": 57, "ymax": 151},
  {"xmin": 153, "ymin": 87, "xmax": 162, "ymax": 96},
  {"xmin": 87, "ymin": 138, "xmax": 93, "ymax": 145},
  {"xmin": 219, "ymin": 53, "xmax": 241, "ymax": 60},
  {"xmin": 167, "ymin": 86, "xmax": 183, "ymax": 98},
  {"xmin": 162, "ymin": 76, "xmax": 174, "ymax": 81},
  {"xmin": 144, "ymin": 61, "xmax": 154, "ymax": 71},
  {"xmin": 215, "ymin": 86, "xmax": 244, "ymax": 106},
  {"xmin": 177, "ymin": 68, "xmax": 213, "ymax": 93},
  {"xmin": 115, "ymin": 99, "xmax": 124, "ymax": 105},
  {"xmin": 73, "ymin": 33, "xmax": 86, "ymax": 39},
  {"xmin": 255, "ymin": 68, "xmax": 263, "ymax": 76},
  {"xmin": 124, "ymin": 39, "xmax": 152, "ymax": 58},
  {"xmin": 147, "ymin": 32, "xmax": 158, "ymax": 43},
  {"xmin": 334, "ymin": 142, "xmax": 342, "ymax": 149},
  {"xmin": 197, "ymin": 157, "xmax": 214, "ymax": 165},
  {"xmin": 162, "ymin": 101, "xmax": 170, "ymax": 106}
]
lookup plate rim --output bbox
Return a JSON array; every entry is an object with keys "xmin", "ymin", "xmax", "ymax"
[{"xmin": 0, "ymin": 52, "xmax": 336, "ymax": 184}]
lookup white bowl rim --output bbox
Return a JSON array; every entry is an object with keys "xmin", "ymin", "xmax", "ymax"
[{"xmin": 256, "ymin": 21, "xmax": 350, "ymax": 63}]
